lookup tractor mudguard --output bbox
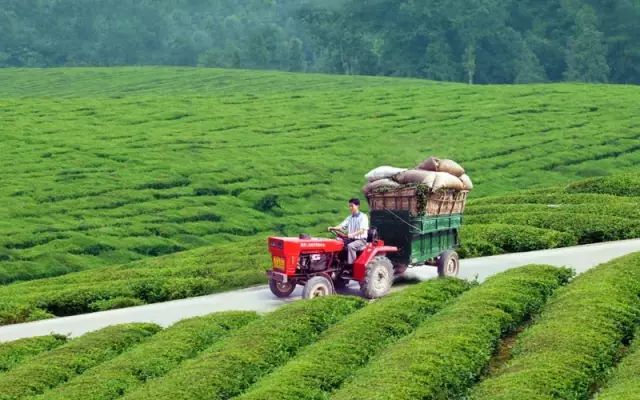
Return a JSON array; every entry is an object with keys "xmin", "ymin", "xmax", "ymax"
[{"xmin": 352, "ymin": 243, "xmax": 398, "ymax": 281}]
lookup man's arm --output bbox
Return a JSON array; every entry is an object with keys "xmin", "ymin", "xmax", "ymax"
[{"xmin": 328, "ymin": 216, "xmax": 349, "ymax": 232}]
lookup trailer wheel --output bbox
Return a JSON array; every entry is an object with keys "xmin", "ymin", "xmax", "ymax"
[
  {"xmin": 437, "ymin": 250, "xmax": 459, "ymax": 277},
  {"xmin": 269, "ymin": 278, "xmax": 296, "ymax": 298},
  {"xmin": 360, "ymin": 256, "xmax": 394, "ymax": 299},
  {"xmin": 302, "ymin": 276, "xmax": 334, "ymax": 299}
]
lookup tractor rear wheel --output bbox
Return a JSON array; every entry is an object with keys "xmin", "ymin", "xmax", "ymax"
[
  {"xmin": 360, "ymin": 256, "xmax": 394, "ymax": 299},
  {"xmin": 302, "ymin": 276, "xmax": 334, "ymax": 299},
  {"xmin": 437, "ymin": 250, "xmax": 459, "ymax": 277},
  {"xmin": 269, "ymin": 278, "xmax": 296, "ymax": 298}
]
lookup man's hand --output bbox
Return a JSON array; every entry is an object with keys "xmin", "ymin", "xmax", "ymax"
[{"xmin": 328, "ymin": 226, "xmax": 335, "ymax": 232}]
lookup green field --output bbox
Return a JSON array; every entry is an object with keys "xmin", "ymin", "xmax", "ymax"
[
  {"xmin": 2, "ymin": 257, "xmax": 640, "ymax": 400},
  {"xmin": 0, "ymin": 67, "xmax": 639, "ymax": 324},
  {"xmin": 1, "ymin": 67, "xmax": 639, "ymax": 286}
]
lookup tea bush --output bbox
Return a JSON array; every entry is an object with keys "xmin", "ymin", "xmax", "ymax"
[
  {"xmin": 236, "ymin": 278, "xmax": 470, "ymax": 400},
  {"xmin": 331, "ymin": 265, "xmax": 572, "ymax": 400},
  {"xmin": 469, "ymin": 252, "xmax": 640, "ymax": 400},
  {"xmin": 121, "ymin": 296, "xmax": 364, "ymax": 400},
  {"xmin": 0, "ymin": 323, "xmax": 160, "ymax": 400},
  {"xmin": 596, "ymin": 334, "xmax": 640, "ymax": 400},
  {"xmin": 0, "ymin": 335, "xmax": 67, "ymax": 373},
  {"xmin": 34, "ymin": 312, "xmax": 258, "ymax": 400}
]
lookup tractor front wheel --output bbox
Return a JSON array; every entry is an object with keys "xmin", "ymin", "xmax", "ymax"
[
  {"xmin": 269, "ymin": 278, "xmax": 296, "ymax": 298},
  {"xmin": 437, "ymin": 250, "xmax": 460, "ymax": 277},
  {"xmin": 360, "ymin": 256, "xmax": 394, "ymax": 299},
  {"xmin": 302, "ymin": 276, "xmax": 334, "ymax": 299}
]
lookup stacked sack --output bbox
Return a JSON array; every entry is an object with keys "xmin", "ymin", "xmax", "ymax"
[{"xmin": 362, "ymin": 156, "xmax": 473, "ymax": 195}]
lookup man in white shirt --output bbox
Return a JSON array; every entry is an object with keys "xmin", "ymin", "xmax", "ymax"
[{"xmin": 328, "ymin": 198, "xmax": 369, "ymax": 265}]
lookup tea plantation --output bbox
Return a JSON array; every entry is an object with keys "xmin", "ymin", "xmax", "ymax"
[
  {"xmin": 1, "ymin": 67, "xmax": 639, "ymax": 287},
  {"xmin": 1, "ymin": 256, "xmax": 640, "ymax": 400}
]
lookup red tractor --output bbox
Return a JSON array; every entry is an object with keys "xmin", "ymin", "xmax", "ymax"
[{"xmin": 266, "ymin": 228, "xmax": 399, "ymax": 299}]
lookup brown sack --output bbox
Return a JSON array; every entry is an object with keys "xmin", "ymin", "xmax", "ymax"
[
  {"xmin": 438, "ymin": 159, "xmax": 465, "ymax": 177},
  {"xmin": 421, "ymin": 171, "xmax": 437, "ymax": 188},
  {"xmin": 417, "ymin": 156, "xmax": 440, "ymax": 171},
  {"xmin": 394, "ymin": 169, "xmax": 435, "ymax": 185},
  {"xmin": 432, "ymin": 172, "xmax": 465, "ymax": 191},
  {"xmin": 362, "ymin": 179, "xmax": 401, "ymax": 194},
  {"xmin": 459, "ymin": 174, "xmax": 473, "ymax": 190}
]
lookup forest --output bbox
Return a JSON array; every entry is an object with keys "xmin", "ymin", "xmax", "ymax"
[{"xmin": 2, "ymin": 0, "xmax": 639, "ymax": 84}]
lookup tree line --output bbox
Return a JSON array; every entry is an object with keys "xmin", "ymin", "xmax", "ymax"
[{"xmin": 1, "ymin": 0, "xmax": 639, "ymax": 84}]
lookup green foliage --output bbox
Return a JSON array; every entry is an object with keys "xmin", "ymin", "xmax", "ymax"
[
  {"xmin": 0, "ymin": 335, "xmax": 67, "ymax": 373},
  {"xmin": 565, "ymin": 173, "xmax": 640, "ymax": 197},
  {"xmin": 596, "ymin": 333, "xmax": 640, "ymax": 400},
  {"xmin": 121, "ymin": 296, "xmax": 365, "ymax": 400},
  {"xmin": 469, "ymin": 252, "xmax": 640, "ymax": 400},
  {"xmin": 33, "ymin": 312, "xmax": 258, "ymax": 400},
  {"xmin": 236, "ymin": 278, "xmax": 471, "ymax": 400},
  {"xmin": 0, "ymin": 68, "xmax": 638, "ymax": 287},
  {"xmin": 464, "ymin": 211, "xmax": 640, "ymax": 244},
  {"xmin": 0, "ymin": 236, "xmax": 268, "ymax": 325},
  {"xmin": 331, "ymin": 265, "xmax": 572, "ymax": 400},
  {"xmin": 459, "ymin": 224, "xmax": 578, "ymax": 257},
  {"xmin": 0, "ymin": 323, "xmax": 160, "ymax": 400}
]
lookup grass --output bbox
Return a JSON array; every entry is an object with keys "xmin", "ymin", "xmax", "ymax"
[{"xmin": 0, "ymin": 67, "xmax": 639, "ymax": 286}]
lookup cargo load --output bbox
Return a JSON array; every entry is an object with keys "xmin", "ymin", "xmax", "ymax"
[{"xmin": 363, "ymin": 156, "xmax": 472, "ymax": 216}]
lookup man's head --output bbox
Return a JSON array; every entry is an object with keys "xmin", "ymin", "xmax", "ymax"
[{"xmin": 348, "ymin": 198, "xmax": 360, "ymax": 215}]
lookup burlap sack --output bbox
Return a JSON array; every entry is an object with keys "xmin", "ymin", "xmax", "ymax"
[
  {"xmin": 421, "ymin": 171, "xmax": 437, "ymax": 188},
  {"xmin": 417, "ymin": 156, "xmax": 440, "ymax": 171},
  {"xmin": 438, "ymin": 159, "xmax": 465, "ymax": 177},
  {"xmin": 394, "ymin": 169, "xmax": 435, "ymax": 185},
  {"xmin": 459, "ymin": 174, "xmax": 473, "ymax": 190},
  {"xmin": 432, "ymin": 172, "xmax": 465, "ymax": 191},
  {"xmin": 364, "ymin": 166, "xmax": 406, "ymax": 182},
  {"xmin": 362, "ymin": 178, "xmax": 401, "ymax": 194}
]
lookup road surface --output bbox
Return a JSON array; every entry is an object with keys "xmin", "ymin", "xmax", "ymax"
[{"xmin": 1, "ymin": 239, "xmax": 639, "ymax": 342}]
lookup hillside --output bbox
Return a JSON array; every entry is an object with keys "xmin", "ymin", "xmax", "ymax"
[
  {"xmin": 1, "ymin": 257, "xmax": 640, "ymax": 400},
  {"xmin": 1, "ymin": 67, "xmax": 639, "ymax": 285}
]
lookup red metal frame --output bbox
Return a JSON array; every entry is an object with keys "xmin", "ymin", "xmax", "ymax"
[{"xmin": 268, "ymin": 236, "xmax": 398, "ymax": 282}]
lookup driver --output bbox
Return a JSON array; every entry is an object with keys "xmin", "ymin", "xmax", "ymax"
[{"xmin": 328, "ymin": 198, "xmax": 369, "ymax": 265}]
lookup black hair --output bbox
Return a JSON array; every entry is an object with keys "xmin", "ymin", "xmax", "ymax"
[{"xmin": 348, "ymin": 198, "xmax": 360, "ymax": 206}]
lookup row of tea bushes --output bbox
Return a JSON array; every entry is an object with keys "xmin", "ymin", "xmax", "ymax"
[
  {"xmin": 236, "ymin": 278, "xmax": 471, "ymax": 400},
  {"xmin": 459, "ymin": 224, "xmax": 577, "ymax": 258},
  {"xmin": 464, "ymin": 211, "xmax": 640, "ymax": 244},
  {"xmin": 564, "ymin": 173, "xmax": 640, "ymax": 197},
  {"xmin": 596, "ymin": 334, "xmax": 640, "ymax": 400},
  {"xmin": 469, "ymin": 252, "xmax": 640, "ymax": 400},
  {"xmin": 0, "ymin": 323, "xmax": 160, "ymax": 400},
  {"xmin": 33, "ymin": 312, "xmax": 258, "ymax": 400},
  {"xmin": 331, "ymin": 265, "xmax": 572, "ymax": 400},
  {"xmin": 0, "ymin": 335, "xmax": 67, "ymax": 373},
  {"xmin": 465, "ymin": 201, "xmax": 640, "ymax": 220},
  {"xmin": 121, "ymin": 296, "xmax": 364, "ymax": 400}
]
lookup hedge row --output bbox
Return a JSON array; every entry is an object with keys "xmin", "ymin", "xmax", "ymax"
[
  {"xmin": 459, "ymin": 224, "xmax": 577, "ymax": 258},
  {"xmin": 0, "ymin": 323, "xmax": 160, "ymax": 400},
  {"xmin": 469, "ymin": 252, "xmax": 640, "ymax": 400},
  {"xmin": 464, "ymin": 211, "xmax": 640, "ymax": 244},
  {"xmin": 596, "ymin": 333, "xmax": 640, "ymax": 400},
  {"xmin": 564, "ymin": 173, "xmax": 640, "ymax": 197},
  {"xmin": 34, "ymin": 312, "xmax": 258, "ymax": 400},
  {"xmin": 468, "ymin": 192, "xmax": 629, "ymax": 206},
  {"xmin": 236, "ymin": 278, "xmax": 471, "ymax": 400},
  {"xmin": 466, "ymin": 201, "xmax": 640, "ymax": 220},
  {"xmin": 121, "ymin": 296, "xmax": 365, "ymax": 400},
  {"xmin": 0, "ymin": 269, "xmax": 265, "ymax": 325},
  {"xmin": 0, "ymin": 335, "xmax": 67, "ymax": 373},
  {"xmin": 331, "ymin": 265, "xmax": 572, "ymax": 400}
]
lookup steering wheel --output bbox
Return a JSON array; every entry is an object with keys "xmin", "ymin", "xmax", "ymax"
[{"xmin": 328, "ymin": 228, "xmax": 348, "ymax": 239}]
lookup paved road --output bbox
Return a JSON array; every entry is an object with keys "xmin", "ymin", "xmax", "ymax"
[{"xmin": 2, "ymin": 239, "xmax": 640, "ymax": 342}]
